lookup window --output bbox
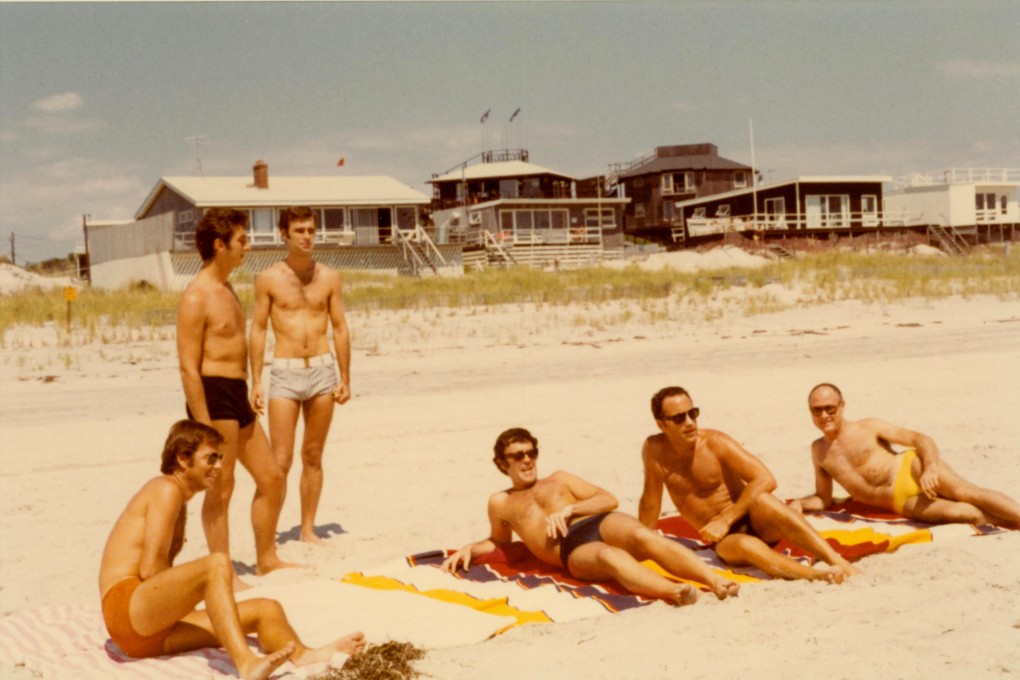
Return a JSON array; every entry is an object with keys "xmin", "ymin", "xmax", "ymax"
[
  {"xmin": 734, "ymin": 171, "xmax": 748, "ymax": 188},
  {"xmin": 499, "ymin": 179, "xmax": 519, "ymax": 198},
  {"xmin": 764, "ymin": 197, "xmax": 786, "ymax": 228},
  {"xmin": 805, "ymin": 195, "xmax": 849, "ymax": 228},
  {"xmin": 692, "ymin": 207, "xmax": 706, "ymax": 219},
  {"xmin": 584, "ymin": 208, "xmax": 616, "ymax": 228},
  {"xmin": 178, "ymin": 210, "xmax": 194, "ymax": 225},
  {"xmin": 716, "ymin": 205, "xmax": 731, "ymax": 218},
  {"xmin": 662, "ymin": 172, "xmax": 694, "ymax": 195},
  {"xmin": 395, "ymin": 207, "xmax": 417, "ymax": 231},
  {"xmin": 862, "ymin": 195, "xmax": 878, "ymax": 227},
  {"xmin": 251, "ymin": 208, "xmax": 275, "ymax": 243},
  {"xmin": 324, "ymin": 208, "xmax": 346, "ymax": 232},
  {"xmin": 1002, "ymin": 195, "xmax": 1009, "ymax": 215}
]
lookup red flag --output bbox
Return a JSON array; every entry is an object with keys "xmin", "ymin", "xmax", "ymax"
[
  {"xmin": 480, "ymin": 109, "xmax": 491, "ymax": 124},
  {"xmin": 337, "ymin": 158, "xmax": 345, "ymax": 167}
]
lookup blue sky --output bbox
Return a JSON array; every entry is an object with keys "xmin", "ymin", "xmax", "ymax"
[{"xmin": 1, "ymin": 1, "xmax": 1018, "ymax": 263}]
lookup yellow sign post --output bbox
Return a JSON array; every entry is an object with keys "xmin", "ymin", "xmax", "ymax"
[{"xmin": 64, "ymin": 286, "xmax": 78, "ymax": 336}]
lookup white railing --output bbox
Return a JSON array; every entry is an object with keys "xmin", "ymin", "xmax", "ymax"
[
  {"xmin": 685, "ymin": 211, "xmax": 925, "ymax": 236},
  {"xmin": 896, "ymin": 168, "xmax": 1020, "ymax": 189}
]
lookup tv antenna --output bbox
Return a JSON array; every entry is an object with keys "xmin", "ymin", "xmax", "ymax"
[{"xmin": 184, "ymin": 135, "xmax": 209, "ymax": 176}]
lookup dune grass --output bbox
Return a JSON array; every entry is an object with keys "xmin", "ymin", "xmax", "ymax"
[{"xmin": 2, "ymin": 247, "xmax": 1018, "ymax": 346}]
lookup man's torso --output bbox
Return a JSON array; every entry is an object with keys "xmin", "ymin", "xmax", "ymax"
[
  {"xmin": 649, "ymin": 430, "xmax": 745, "ymax": 529},
  {"xmin": 264, "ymin": 261, "xmax": 334, "ymax": 359},
  {"xmin": 816, "ymin": 420, "xmax": 901, "ymax": 507},
  {"xmin": 187, "ymin": 275, "xmax": 248, "ymax": 378},
  {"xmin": 496, "ymin": 474, "xmax": 586, "ymax": 566}
]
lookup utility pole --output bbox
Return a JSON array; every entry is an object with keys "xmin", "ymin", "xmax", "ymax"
[{"xmin": 82, "ymin": 214, "xmax": 92, "ymax": 285}]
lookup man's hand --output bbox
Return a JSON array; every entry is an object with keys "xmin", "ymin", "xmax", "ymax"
[
  {"xmin": 546, "ymin": 505, "xmax": 574, "ymax": 539},
  {"xmin": 334, "ymin": 382, "xmax": 351, "ymax": 405},
  {"xmin": 441, "ymin": 547, "xmax": 472, "ymax": 573},
  {"xmin": 919, "ymin": 462, "xmax": 939, "ymax": 499},
  {"xmin": 250, "ymin": 385, "xmax": 265, "ymax": 416},
  {"xmin": 699, "ymin": 516, "xmax": 733, "ymax": 544}
]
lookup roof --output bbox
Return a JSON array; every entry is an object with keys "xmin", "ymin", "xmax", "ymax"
[
  {"xmin": 619, "ymin": 154, "xmax": 751, "ymax": 179},
  {"xmin": 136, "ymin": 175, "xmax": 430, "ymax": 218},
  {"xmin": 429, "ymin": 160, "xmax": 573, "ymax": 184},
  {"xmin": 674, "ymin": 176, "xmax": 893, "ymax": 207}
]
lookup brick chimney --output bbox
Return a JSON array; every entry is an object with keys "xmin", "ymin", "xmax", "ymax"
[{"xmin": 253, "ymin": 160, "xmax": 269, "ymax": 189}]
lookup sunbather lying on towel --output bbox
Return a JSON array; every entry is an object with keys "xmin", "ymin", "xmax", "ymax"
[
  {"xmin": 441, "ymin": 427, "xmax": 740, "ymax": 605},
  {"xmin": 793, "ymin": 383, "xmax": 1020, "ymax": 528},
  {"xmin": 99, "ymin": 420, "xmax": 365, "ymax": 679}
]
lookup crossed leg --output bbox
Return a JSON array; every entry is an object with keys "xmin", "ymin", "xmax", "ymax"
[
  {"xmin": 716, "ymin": 494, "xmax": 858, "ymax": 582},
  {"xmin": 269, "ymin": 393, "xmax": 335, "ymax": 544},
  {"xmin": 566, "ymin": 512, "xmax": 739, "ymax": 605},
  {"xmin": 904, "ymin": 458, "xmax": 1020, "ymax": 528}
]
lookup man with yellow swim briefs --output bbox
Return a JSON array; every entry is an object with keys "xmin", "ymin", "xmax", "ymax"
[{"xmin": 790, "ymin": 383, "xmax": 1020, "ymax": 528}]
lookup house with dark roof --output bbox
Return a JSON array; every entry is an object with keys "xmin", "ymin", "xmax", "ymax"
[
  {"xmin": 609, "ymin": 143, "xmax": 752, "ymax": 240},
  {"xmin": 428, "ymin": 149, "xmax": 629, "ymax": 270}
]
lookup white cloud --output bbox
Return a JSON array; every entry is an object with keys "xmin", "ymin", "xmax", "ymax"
[
  {"xmin": 31, "ymin": 92, "xmax": 84, "ymax": 114},
  {"xmin": 936, "ymin": 59, "xmax": 1020, "ymax": 79}
]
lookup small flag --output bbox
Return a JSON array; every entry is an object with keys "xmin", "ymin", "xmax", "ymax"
[
  {"xmin": 337, "ymin": 158, "xmax": 345, "ymax": 167},
  {"xmin": 480, "ymin": 109, "xmax": 491, "ymax": 124},
  {"xmin": 509, "ymin": 107, "xmax": 521, "ymax": 122}
]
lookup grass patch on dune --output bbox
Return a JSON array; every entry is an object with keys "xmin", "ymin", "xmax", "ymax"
[{"xmin": 2, "ymin": 248, "xmax": 1018, "ymax": 343}]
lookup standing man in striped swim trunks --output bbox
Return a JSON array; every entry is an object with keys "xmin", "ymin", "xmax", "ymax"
[
  {"xmin": 250, "ymin": 206, "xmax": 352, "ymax": 544},
  {"xmin": 792, "ymin": 383, "xmax": 1020, "ymax": 528}
]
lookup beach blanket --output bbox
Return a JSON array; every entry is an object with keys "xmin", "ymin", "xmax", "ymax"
[
  {"xmin": 0, "ymin": 505, "xmax": 1003, "ymax": 679},
  {"xmin": 343, "ymin": 503, "xmax": 1004, "ymax": 630}
]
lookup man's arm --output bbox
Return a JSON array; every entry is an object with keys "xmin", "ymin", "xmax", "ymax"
[
  {"xmin": 545, "ymin": 470, "xmax": 619, "ymax": 539},
  {"xmin": 176, "ymin": 290, "xmax": 210, "ymax": 423},
  {"xmin": 328, "ymin": 270, "xmax": 352, "ymax": 405},
  {"xmin": 441, "ymin": 494, "xmax": 515, "ymax": 572},
  {"xmin": 139, "ymin": 482, "xmax": 185, "ymax": 580},
  {"xmin": 637, "ymin": 438, "xmax": 665, "ymax": 528},
  {"xmin": 699, "ymin": 431, "xmax": 777, "ymax": 543},
  {"xmin": 249, "ymin": 272, "xmax": 272, "ymax": 415},
  {"xmin": 865, "ymin": 418, "xmax": 941, "ymax": 498},
  {"xmin": 791, "ymin": 441, "xmax": 835, "ymax": 513}
]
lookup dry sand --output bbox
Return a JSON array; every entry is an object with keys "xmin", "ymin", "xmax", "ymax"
[{"xmin": 1, "ymin": 259, "xmax": 1019, "ymax": 679}]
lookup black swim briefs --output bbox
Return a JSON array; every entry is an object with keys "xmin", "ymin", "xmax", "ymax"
[
  {"xmin": 185, "ymin": 376, "xmax": 256, "ymax": 428},
  {"xmin": 729, "ymin": 514, "xmax": 781, "ymax": 548},
  {"xmin": 559, "ymin": 513, "xmax": 610, "ymax": 574}
]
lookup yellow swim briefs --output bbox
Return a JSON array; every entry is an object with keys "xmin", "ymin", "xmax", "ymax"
[{"xmin": 891, "ymin": 449, "xmax": 921, "ymax": 515}]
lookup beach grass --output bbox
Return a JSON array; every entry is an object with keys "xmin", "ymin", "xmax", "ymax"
[{"xmin": 2, "ymin": 247, "xmax": 1018, "ymax": 345}]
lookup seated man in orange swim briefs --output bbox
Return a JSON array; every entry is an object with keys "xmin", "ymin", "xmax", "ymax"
[
  {"xmin": 99, "ymin": 420, "xmax": 365, "ymax": 679},
  {"xmin": 791, "ymin": 383, "xmax": 1020, "ymax": 528}
]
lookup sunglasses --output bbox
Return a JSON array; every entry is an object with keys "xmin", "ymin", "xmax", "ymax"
[
  {"xmin": 203, "ymin": 452, "xmax": 224, "ymax": 465},
  {"xmin": 503, "ymin": 448, "xmax": 539, "ymax": 463},
  {"xmin": 662, "ymin": 407, "xmax": 700, "ymax": 425},
  {"xmin": 810, "ymin": 404, "xmax": 840, "ymax": 417}
]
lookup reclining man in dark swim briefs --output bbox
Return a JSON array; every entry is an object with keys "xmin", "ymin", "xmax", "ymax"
[
  {"xmin": 792, "ymin": 383, "xmax": 1020, "ymax": 528},
  {"xmin": 441, "ymin": 427, "xmax": 740, "ymax": 605},
  {"xmin": 98, "ymin": 420, "xmax": 364, "ymax": 677},
  {"xmin": 177, "ymin": 208, "xmax": 294, "ymax": 578},
  {"xmin": 639, "ymin": 386, "xmax": 858, "ymax": 583}
]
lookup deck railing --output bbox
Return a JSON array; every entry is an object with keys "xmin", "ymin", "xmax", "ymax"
[
  {"xmin": 895, "ymin": 168, "xmax": 1020, "ymax": 189},
  {"xmin": 684, "ymin": 211, "xmax": 924, "ymax": 237}
]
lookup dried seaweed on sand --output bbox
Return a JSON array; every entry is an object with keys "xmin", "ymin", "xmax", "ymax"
[{"xmin": 311, "ymin": 641, "xmax": 426, "ymax": 680}]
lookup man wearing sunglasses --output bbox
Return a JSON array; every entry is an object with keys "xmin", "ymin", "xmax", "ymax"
[
  {"xmin": 99, "ymin": 420, "xmax": 366, "ymax": 675},
  {"xmin": 793, "ymin": 383, "xmax": 1020, "ymax": 528},
  {"xmin": 441, "ymin": 427, "xmax": 740, "ymax": 605},
  {"xmin": 639, "ymin": 386, "xmax": 858, "ymax": 582}
]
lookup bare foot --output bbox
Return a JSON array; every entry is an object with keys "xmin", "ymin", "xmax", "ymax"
[
  {"xmin": 670, "ymin": 584, "xmax": 700, "ymax": 606},
  {"xmin": 710, "ymin": 579, "xmax": 740, "ymax": 600},
  {"xmin": 294, "ymin": 632, "xmax": 367, "ymax": 667},
  {"xmin": 238, "ymin": 642, "xmax": 294, "ymax": 680},
  {"xmin": 255, "ymin": 557, "xmax": 304, "ymax": 575},
  {"xmin": 300, "ymin": 531, "xmax": 324, "ymax": 546},
  {"xmin": 233, "ymin": 575, "xmax": 253, "ymax": 592},
  {"xmin": 812, "ymin": 565, "xmax": 846, "ymax": 584}
]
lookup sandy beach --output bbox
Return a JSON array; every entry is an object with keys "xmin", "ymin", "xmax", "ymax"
[{"xmin": 2, "ymin": 263, "xmax": 1019, "ymax": 679}]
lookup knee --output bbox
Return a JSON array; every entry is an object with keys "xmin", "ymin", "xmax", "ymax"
[
  {"xmin": 253, "ymin": 597, "xmax": 286, "ymax": 618},
  {"xmin": 300, "ymin": 450, "xmax": 323, "ymax": 471},
  {"xmin": 206, "ymin": 551, "xmax": 233, "ymax": 580}
]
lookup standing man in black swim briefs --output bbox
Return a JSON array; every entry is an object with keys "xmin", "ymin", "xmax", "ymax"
[
  {"xmin": 177, "ymin": 208, "xmax": 295, "ymax": 577},
  {"xmin": 249, "ymin": 207, "xmax": 351, "ymax": 545},
  {"xmin": 441, "ymin": 427, "xmax": 739, "ymax": 605},
  {"xmin": 639, "ymin": 386, "xmax": 858, "ymax": 583}
]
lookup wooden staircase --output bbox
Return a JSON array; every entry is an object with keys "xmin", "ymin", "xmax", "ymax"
[{"xmin": 927, "ymin": 224, "xmax": 970, "ymax": 255}]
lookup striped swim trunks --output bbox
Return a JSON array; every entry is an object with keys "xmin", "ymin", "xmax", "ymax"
[{"xmin": 268, "ymin": 354, "xmax": 337, "ymax": 402}]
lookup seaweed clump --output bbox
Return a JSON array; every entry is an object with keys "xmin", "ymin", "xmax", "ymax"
[{"xmin": 311, "ymin": 641, "xmax": 426, "ymax": 680}]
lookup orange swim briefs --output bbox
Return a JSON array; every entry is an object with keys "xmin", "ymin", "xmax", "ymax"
[{"xmin": 101, "ymin": 577, "xmax": 173, "ymax": 658}]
